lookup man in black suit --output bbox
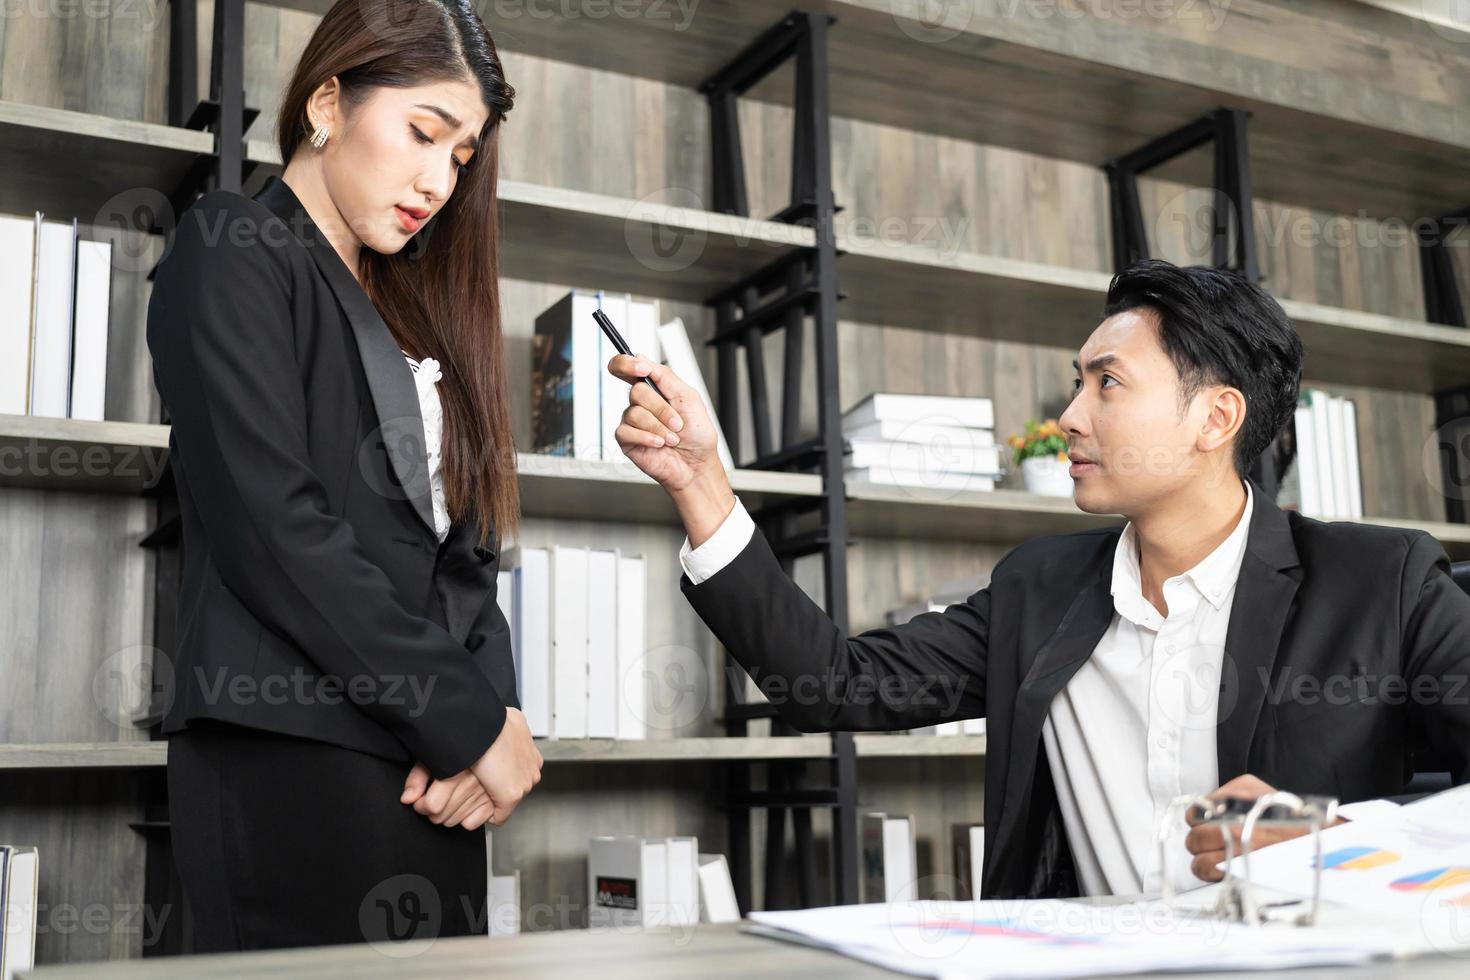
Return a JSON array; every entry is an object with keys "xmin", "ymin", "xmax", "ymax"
[{"xmin": 608, "ymin": 259, "xmax": 1470, "ymax": 899}]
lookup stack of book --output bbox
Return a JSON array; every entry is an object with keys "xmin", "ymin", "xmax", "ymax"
[
  {"xmin": 497, "ymin": 546, "xmax": 648, "ymax": 740},
  {"xmin": 1287, "ymin": 388, "xmax": 1363, "ymax": 519},
  {"xmin": 531, "ymin": 290, "xmax": 734, "ymax": 470},
  {"xmin": 842, "ymin": 393, "xmax": 999, "ymax": 491},
  {"xmin": 0, "ymin": 213, "xmax": 113, "ymax": 420},
  {"xmin": 587, "ymin": 835, "xmax": 737, "ymax": 927}
]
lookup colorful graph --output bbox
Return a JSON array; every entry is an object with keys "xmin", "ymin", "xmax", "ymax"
[
  {"xmin": 1316, "ymin": 846, "xmax": 1401, "ymax": 871},
  {"xmin": 1390, "ymin": 868, "xmax": 1470, "ymax": 892}
]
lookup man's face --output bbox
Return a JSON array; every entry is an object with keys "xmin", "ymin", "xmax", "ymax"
[{"xmin": 1058, "ymin": 307, "xmax": 1226, "ymax": 516}]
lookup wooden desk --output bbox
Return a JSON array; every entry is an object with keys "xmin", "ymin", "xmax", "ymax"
[{"xmin": 18, "ymin": 920, "xmax": 1470, "ymax": 979}]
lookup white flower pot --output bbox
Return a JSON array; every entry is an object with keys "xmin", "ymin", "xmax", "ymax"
[{"xmin": 1021, "ymin": 455, "xmax": 1073, "ymax": 497}]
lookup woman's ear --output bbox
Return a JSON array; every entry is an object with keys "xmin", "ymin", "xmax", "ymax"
[{"xmin": 307, "ymin": 75, "xmax": 342, "ymax": 133}]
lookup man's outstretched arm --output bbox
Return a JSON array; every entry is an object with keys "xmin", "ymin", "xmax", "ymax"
[{"xmin": 608, "ymin": 352, "xmax": 992, "ymax": 733}]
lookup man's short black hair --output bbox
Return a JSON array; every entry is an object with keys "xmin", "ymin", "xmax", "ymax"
[{"xmin": 1103, "ymin": 258, "xmax": 1303, "ymax": 480}]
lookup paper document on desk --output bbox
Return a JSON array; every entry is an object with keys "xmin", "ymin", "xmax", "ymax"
[
  {"xmin": 1218, "ymin": 784, "xmax": 1470, "ymax": 952},
  {"xmin": 744, "ymin": 898, "xmax": 1391, "ymax": 979}
]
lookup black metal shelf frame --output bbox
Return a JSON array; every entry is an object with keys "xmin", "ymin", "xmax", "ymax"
[{"xmin": 699, "ymin": 10, "xmax": 861, "ymax": 912}]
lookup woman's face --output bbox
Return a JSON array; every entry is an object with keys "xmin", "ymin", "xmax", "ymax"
[{"xmin": 317, "ymin": 78, "xmax": 489, "ymax": 255}]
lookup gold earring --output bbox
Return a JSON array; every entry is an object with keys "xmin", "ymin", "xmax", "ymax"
[{"xmin": 310, "ymin": 124, "xmax": 330, "ymax": 148}]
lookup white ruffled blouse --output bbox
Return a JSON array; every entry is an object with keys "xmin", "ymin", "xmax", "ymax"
[{"xmin": 402, "ymin": 349, "xmax": 451, "ymax": 541}]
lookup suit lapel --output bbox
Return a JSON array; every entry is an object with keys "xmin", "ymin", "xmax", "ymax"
[
  {"xmin": 251, "ymin": 175, "xmax": 438, "ymax": 539},
  {"xmin": 994, "ymin": 550, "xmax": 1116, "ymax": 849},
  {"xmin": 1215, "ymin": 483, "xmax": 1302, "ymax": 780}
]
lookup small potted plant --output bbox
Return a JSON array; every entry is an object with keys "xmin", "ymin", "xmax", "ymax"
[{"xmin": 1008, "ymin": 418, "xmax": 1072, "ymax": 497}]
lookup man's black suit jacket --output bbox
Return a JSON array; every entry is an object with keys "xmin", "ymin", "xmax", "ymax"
[
  {"xmin": 680, "ymin": 481, "xmax": 1470, "ymax": 897},
  {"xmin": 146, "ymin": 175, "xmax": 518, "ymax": 780}
]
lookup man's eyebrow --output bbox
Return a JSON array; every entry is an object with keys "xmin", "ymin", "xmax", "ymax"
[
  {"xmin": 412, "ymin": 104, "xmax": 482, "ymax": 151},
  {"xmin": 1072, "ymin": 353, "xmax": 1122, "ymax": 374}
]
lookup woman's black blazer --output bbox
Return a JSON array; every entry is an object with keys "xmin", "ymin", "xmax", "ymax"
[{"xmin": 146, "ymin": 174, "xmax": 518, "ymax": 780}]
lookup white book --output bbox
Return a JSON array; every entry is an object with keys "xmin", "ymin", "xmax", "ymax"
[
  {"xmin": 1329, "ymin": 395, "xmax": 1351, "ymax": 521},
  {"xmin": 961, "ymin": 717, "xmax": 987, "ymax": 736},
  {"xmin": 1293, "ymin": 403, "xmax": 1321, "ymax": 517},
  {"xmin": 487, "ymin": 872, "xmax": 520, "ymax": 937},
  {"xmin": 69, "ymin": 238, "xmax": 112, "ymax": 421},
  {"xmin": 626, "ymin": 297, "xmax": 662, "ymax": 365},
  {"xmin": 843, "ymin": 392, "xmax": 994, "ymax": 432},
  {"xmin": 1, "ymin": 845, "xmax": 38, "ymax": 980},
  {"xmin": 598, "ymin": 294, "xmax": 664, "ymax": 464},
  {"xmin": 532, "ymin": 289, "xmax": 604, "ymax": 460},
  {"xmin": 845, "ymin": 464, "xmax": 995, "ymax": 493},
  {"xmin": 495, "ymin": 570, "xmax": 512, "ymax": 625},
  {"xmin": 483, "ymin": 830, "xmax": 520, "ymax": 937},
  {"xmin": 585, "ymin": 549, "xmax": 619, "ymax": 739},
  {"xmin": 934, "ymin": 721, "xmax": 963, "ymax": 735},
  {"xmin": 666, "ymin": 836, "xmax": 700, "ymax": 926},
  {"xmin": 0, "ymin": 216, "xmax": 38, "ymax": 415},
  {"xmin": 952, "ymin": 824, "xmax": 985, "ymax": 900},
  {"xmin": 1308, "ymin": 389, "xmax": 1337, "ymax": 517},
  {"xmin": 588, "ymin": 836, "xmax": 668, "ymax": 929},
  {"xmin": 598, "ymin": 291, "xmax": 631, "ymax": 462},
  {"xmin": 846, "ymin": 437, "xmax": 1001, "ymax": 476},
  {"xmin": 616, "ymin": 553, "xmax": 648, "ymax": 740},
  {"xmin": 656, "ymin": 317, "xmax": 735, "ymax": 471},
  {"xmin": 885, "ymin": 599, "xmax": 947, "ymax": 627},
  {"xmin": 696, "ymin": 853, "xmax": 740, "ymax": 924},
  {"xmin": 551, "ymin": 545, "xmax": 589, "ymax": 739},
  {"xmin": 1343, "ymin": 398, "xmax": 1363, "ymax": 519},
  {"xmin": 860, "ymin": 813, "xmax": 916, "ymax": 904},
  {"xmin": 30, "ymin": 216, "xmax": 79, "ymax": 418},
  {"xmin": 844, "ymin": 417, "xmax": 995, "ymax": 448},
  {"xmin": 507, "ymin": 546, "xmax": 551, "ymax": 738}
]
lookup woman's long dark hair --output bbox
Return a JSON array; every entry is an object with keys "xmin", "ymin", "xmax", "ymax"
[{"xmin": 276, "ymin": 0, "xmax": 519, "ymax": 548}]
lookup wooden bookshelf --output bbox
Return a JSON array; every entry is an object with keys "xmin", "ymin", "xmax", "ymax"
[
  {"xmin": 842, "ymin": 480, "xmax": 1470, "ymax": 560},
  {"xmin": 5, "ymin": 416, "xmax": 1467, "ymax": 557},
  {"xmin": 0, "ymin": 100, "xmax": 212, "ymax": 220},
  {"xmin": 0, "ymin": 415, "xmax": 171, "ymax": 493},
  {"xmin": 838, "ymin": 236, "xmax": 1470, "ymax": 395},
  {"xmin": 243, "ymin": 140, "xmax": 815, "ymax": 303},
  {"xmin": 0, "ymin": 734, "xmax": 986, "ymax": 770},
  {"xmin": 244, "ymin": 0, "xmax": 1470, "ymax": 221},
  {"xmin": 5, "ymin": 104, "xmax": 1466, "ymax": 399}
]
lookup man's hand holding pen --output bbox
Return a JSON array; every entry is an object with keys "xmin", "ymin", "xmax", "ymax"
[{"xmin": 608, "ymin": 353, "xmax": 737, "ymax": 551}]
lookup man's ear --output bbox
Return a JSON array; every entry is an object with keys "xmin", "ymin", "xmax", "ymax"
[{"xmin": 1197, "ymin": 385, "xmax": 1246, "ymax": 457}]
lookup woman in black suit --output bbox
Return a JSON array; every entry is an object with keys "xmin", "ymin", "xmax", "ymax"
[{"xmin": 145, "ymin": 0, "xmax": 541, "ymax": 952}]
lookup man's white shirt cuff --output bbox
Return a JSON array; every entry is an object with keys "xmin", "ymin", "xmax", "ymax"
[
  {"xmin": 1335, "ymin": 799, "xmax": 1402, "ymax": 823},
  {"xmin": 679, "ymin": 495, "xmax": 754, "ymax": 585}
]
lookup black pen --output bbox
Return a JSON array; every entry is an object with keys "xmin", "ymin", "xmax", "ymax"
[{"xmin": 593, "ymin": 307, "xmax": 667, "ymax": 400}]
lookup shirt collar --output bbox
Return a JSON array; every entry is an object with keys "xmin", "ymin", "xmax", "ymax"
[{"xmin": 1111, "ymin": 479, "xmax": 1254, "ymax": 622}]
